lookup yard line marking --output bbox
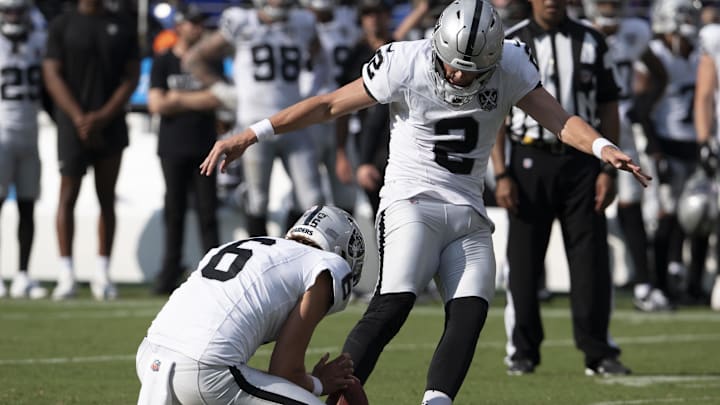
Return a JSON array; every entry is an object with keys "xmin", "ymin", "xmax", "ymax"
[
  {"xmin": 0, "ymin": 354, "xmax": 135, "ymax": 365},
  {"xmin": 598, "ymin": 375, "xmax": 720, "ymax": 388},
  {"xmin": 3, "ymin": 333, "xmax": 720, "ymax": 365},
  {"xmin": 3, "ymin": 305, "xmax": 719, "ymax": 322},
  {"xmin": 589, "ymin": 396, "xmax": 719, "ymax": 405}
]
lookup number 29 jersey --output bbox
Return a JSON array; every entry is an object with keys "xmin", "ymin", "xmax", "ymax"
[
  {"xmin": 146, "ymin": 237, "xmax": 352, "ymax": 366},
  {"xmin": 0, "ymin": 29, "xmax": 45, "ymax": 135},
  {"xmin": 362, "ymin": 40, "xmax": 540, "ymax": 219},
  {"xmin": 220, "ymin": 7, "xmax": 318, "ymax": 124}
]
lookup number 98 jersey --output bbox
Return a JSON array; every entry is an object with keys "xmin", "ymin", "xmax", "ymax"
[
  {"xmin": 219, "ymin": 7, "xmax": 318, "ymax": 124},
  {"xmin": 146, "ymin": 237, "xmax": 352, "ymax": 366},
  {"xmin": 0, "ymin": 29, "xmax": 45, "ymax": 135},
  {"xmin": 361, "ymin": 40, "xmax": 540, "ymax": 217}
]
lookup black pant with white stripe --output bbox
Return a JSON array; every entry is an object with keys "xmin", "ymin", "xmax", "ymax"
[{"xmin": 505, "ymin": 145, "xmax": 621, "ymax": 367}]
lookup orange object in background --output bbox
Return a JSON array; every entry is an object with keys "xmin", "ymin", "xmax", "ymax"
[{"xmin": 153, "ymin": 29, "xmax": 178, "ymax": 54}]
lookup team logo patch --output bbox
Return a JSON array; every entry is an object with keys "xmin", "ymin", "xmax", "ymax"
[
  {"xmin": 151, "ymin": 359, "xmax": 161, "ymax": 372},
  {"xmin": 348, "ymin": 230, "xmax": 365, "ymax": 259},
  {"xmin": 478, "ymin": 89, "xmax": 498, "ymax": 111}
]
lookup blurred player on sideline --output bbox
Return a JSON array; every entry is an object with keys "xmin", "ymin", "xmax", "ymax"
[
  {"xmin": 185, "ymin": 0, "xmax": 326, "ymax": 237},
  {"xmin": 0, "ymin": 0, "xmax": 46, "ymax": 299},
  {"xmin": 136, "ymin": 205, "xmax": 365, "ymax": 405}
]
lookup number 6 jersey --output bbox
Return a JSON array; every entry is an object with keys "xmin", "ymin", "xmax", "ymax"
[
  {"xmin": 219, "ymin": 7, "xmax": 318, "ymax": 124},
  {"xmin": 146, "ymin": 237, "xmax": 352, "ymax": 366},
  {"xmin": 361, "ymin": 39, "xmax": 540, "ymax": 219}
]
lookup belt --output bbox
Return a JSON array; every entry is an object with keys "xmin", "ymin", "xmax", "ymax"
[{"xmin": 517, "ymin": 136, "xmax": 567, "ymax": 155}]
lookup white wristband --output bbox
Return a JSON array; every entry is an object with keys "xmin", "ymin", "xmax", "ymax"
[
  {"xmin": 592, "ymin": 137, "xmax": 616, "ymax": 160},
  {"xmin": 310, "ymin": 375, "xmax": 323, "ymax": 396},
  {"xmin": 249, "ymin": 119, "xmax": 275, "ymax": 142}
]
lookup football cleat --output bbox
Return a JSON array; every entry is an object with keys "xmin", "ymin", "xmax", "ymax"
[
  {"xmin": 505, "ymin": 357, "xmax": 536, "ymax": 376},
  {"xmin": 52, "ymin": 272, "xmax": 76, "ymax": 300},
  {"xmin": 91, "ymin": 271, "xmax": 118, "ymax": 301},
  {"xmin": 633, "ymin": 288, "xmax": 673, "ymax": 312},
  {"xmin": 585, "ymin": 358, "xmax": 631, "ymax": 376},
  {"xmin": 10, "ymin": 272, "xmax": 47, "ymax": 299}
]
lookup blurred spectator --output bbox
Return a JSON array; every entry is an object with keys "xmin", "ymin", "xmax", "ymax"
[
  {"xmin": 641, "ymin": 0, "xmax": 703, "ymax": 304},
  {"xmin": 300, "ymin": 0, "xmax": 360, "ymax": 215},
  {"xmin": 335, "ymin": 0, "xmax": 394, "ymax": 216},
  {"xmin": 0, "ymin": 0, "xmax": 47, "ymax": 299},
  {"xmin": 588, "ymin": 0, "xmax": 672, "ymax": 311},
  {"xmin": 147, "ymin": 4, "xmax": 221, "ymax": 295},
  {"xmin": 185, "ymin": 0, "xmax": 325, "ymax": 236},
  {"xmin": 42, "ymin": 0, "xmax": 140, "ymax": 300}
]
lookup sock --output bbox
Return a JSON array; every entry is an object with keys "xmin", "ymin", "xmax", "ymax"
[
  {"xmin": 634, "ymin": 283, "xmax": 650, "ymax": 300},
  {"xmin": 59, "ymin": 257, "xmax": 74, "ymax": 279},
  {"xmin": 422, "ymin": 390, "xmax": 452, "ymax": 405},
  {"xmin": 97, "ymin": 256, "xmax": 110, "ymax": 281}
]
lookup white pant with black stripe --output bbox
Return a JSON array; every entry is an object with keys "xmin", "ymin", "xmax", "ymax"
[{"xmin": 136, "ymin": 338, "xmax": 324, "ymax": 405}]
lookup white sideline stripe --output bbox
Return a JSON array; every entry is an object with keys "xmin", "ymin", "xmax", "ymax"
[
  {"xmin": 3, "ymin": 333, "xmax": 720, "ymax": 366},
  {"xmin": 589, "ymin": 396, "xmax": 718, "ymax": 405},
  {"xmin": 2, "ymin": 305, "xmax": 720, "ymax": 322}
]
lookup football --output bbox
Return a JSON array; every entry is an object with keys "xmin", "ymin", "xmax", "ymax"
[{"xmin": 325, "ymin": 377, "xmax": 369, "ymax": 405}]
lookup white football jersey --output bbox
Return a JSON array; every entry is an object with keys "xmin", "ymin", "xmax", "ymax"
[
  {"xmin": 606, "ymin": 18, "xmax": 652, "ymax": 114},
  {"xmin": 313, "ymin": 6, "xmax": 361, "ymax": 94},
  {"xmin": 0, "ymin": 29, "xmax": 45, "ymax": 134},
  {"xmin": 649, "ymin": 39, "xmax": 698, "ymax": 142},
  {"xmin": 146, "ymin": 237, "xmax": 352, "ymax": 366},
  {"xmin": 220, "ymin": 7, "xmax": 318, "ymax": 123},
  {"xmin": 362, "ymin": 40, "xmax": 540, "ymax": 218},
  {"xmin": 699, "ymin": 24, "xmax": 720, "ymax": 139}
]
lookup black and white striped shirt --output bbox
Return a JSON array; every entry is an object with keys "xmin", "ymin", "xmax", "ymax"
[{"xmin": 505, "ymin": 17, "xmax": 619, "ymax": 144}]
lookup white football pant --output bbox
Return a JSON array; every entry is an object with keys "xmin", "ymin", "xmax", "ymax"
[
  {"xmin": 374, "ymin": 197, "xmax": 496, "ymax": 303},
  {"xmin": 136, "ymin": 338, "xmax": 325, "ymax": 405}
]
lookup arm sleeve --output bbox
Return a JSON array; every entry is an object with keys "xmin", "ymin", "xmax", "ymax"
[
  {"xmin": 44, "ymin": 16, "xmax": 63, "ymax": 60},
  {"xmin": 503, "ymin": 41, "xmax": 542, "ymax": 106},
  {"xmin": 361, "ymin": 43, "xmax": 404, "ymax": 104}
]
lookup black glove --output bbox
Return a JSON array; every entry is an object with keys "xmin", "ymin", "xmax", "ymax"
[
  {"xmin": 655, "ymin": 157, "xmax": 673, "ymax": 184},
  {"xmin": 699, "ymin": 141, "xmax": 719, "ymax": 177}
]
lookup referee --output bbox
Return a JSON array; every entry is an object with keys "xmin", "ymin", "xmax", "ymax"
[{"xmin": 491, "ymin": 0, "xmax": 630, "ymax": 376}]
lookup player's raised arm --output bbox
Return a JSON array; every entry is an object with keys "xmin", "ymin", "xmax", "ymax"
[
  {"xmin": 200, "ymin": 78, "xmax": 377, "ymax": 175},
  {"xmin": 516, "ymin": 86, "xmax": 652, "ymax": 186}
]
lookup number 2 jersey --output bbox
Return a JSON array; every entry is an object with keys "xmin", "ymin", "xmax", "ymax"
[
  {"xmin": 219, "ymin": 7, "xmax": 318, "ymax": 124},
  {"xmin": 0, "ymin": 29, "xmax": 45, "ymax": 142},
  {"xmin": 146, "ymin": 237, "xmax": 352, "ymax": 366},
  {"xmin": 362, "ymin": 39, "xmax": 540, "ymax": 219}
]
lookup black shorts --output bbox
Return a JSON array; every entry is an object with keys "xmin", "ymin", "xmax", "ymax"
[{"xmin": 56, "ymin": 116, "xmax": 129, "ymax": 177}]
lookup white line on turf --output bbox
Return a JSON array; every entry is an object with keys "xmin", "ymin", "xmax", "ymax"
[
  {"xmin": 589, "ymin": 395, "xmax": 719, "ymax": 405},
  {"xmin": 3, "ymin": 333, "xmax": 720, "ymax": 365}
]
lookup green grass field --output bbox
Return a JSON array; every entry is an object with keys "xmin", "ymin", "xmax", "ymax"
[{"xmin": 1, "ymin": 286, "xmax": 719, "ymax": 405}]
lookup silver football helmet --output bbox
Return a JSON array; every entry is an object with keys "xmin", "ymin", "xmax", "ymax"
[
  {"xmin": 0, "ymin": 0, "xmax": 31, "ymax": 39},
  {"xmin": 651, "ymin": 0, "xmax": 701, "ymax": 38},
  {"xmin": 286, "ymin": 205, "xmax": 366, "ymax": 286},
  {"xmin": 583, "ymin": 0, "xmax": 627, "ymax": 28},
  {"xmin": 253, "ymin": 0, "xmax": 295, "ymax": 21},
  {"xmin": 300, "ymin": 0, "xmax": 335, "ymax": 11},
  {"xmin": 431, "ymin": 0, "xmax": 504, "ymax": 106},
  {"xmin": 677, "ymin": 169, "xmax": 719, "ymax": 237}
]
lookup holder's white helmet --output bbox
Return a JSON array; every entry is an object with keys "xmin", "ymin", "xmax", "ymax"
[
  {"xmin": 286, "ymin": 205, "xmax": 366, "ymax": 286},
  {"xmin": 253, "ymin": 0, "xmax": 295, "ymax": 21},
  {"xmin": 431, "ymin": 0, "xmax": 504, "ymax": 106},
  {"xmin": 0, "ymin": 0, "xmax": 31, "ymax": 39}
]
